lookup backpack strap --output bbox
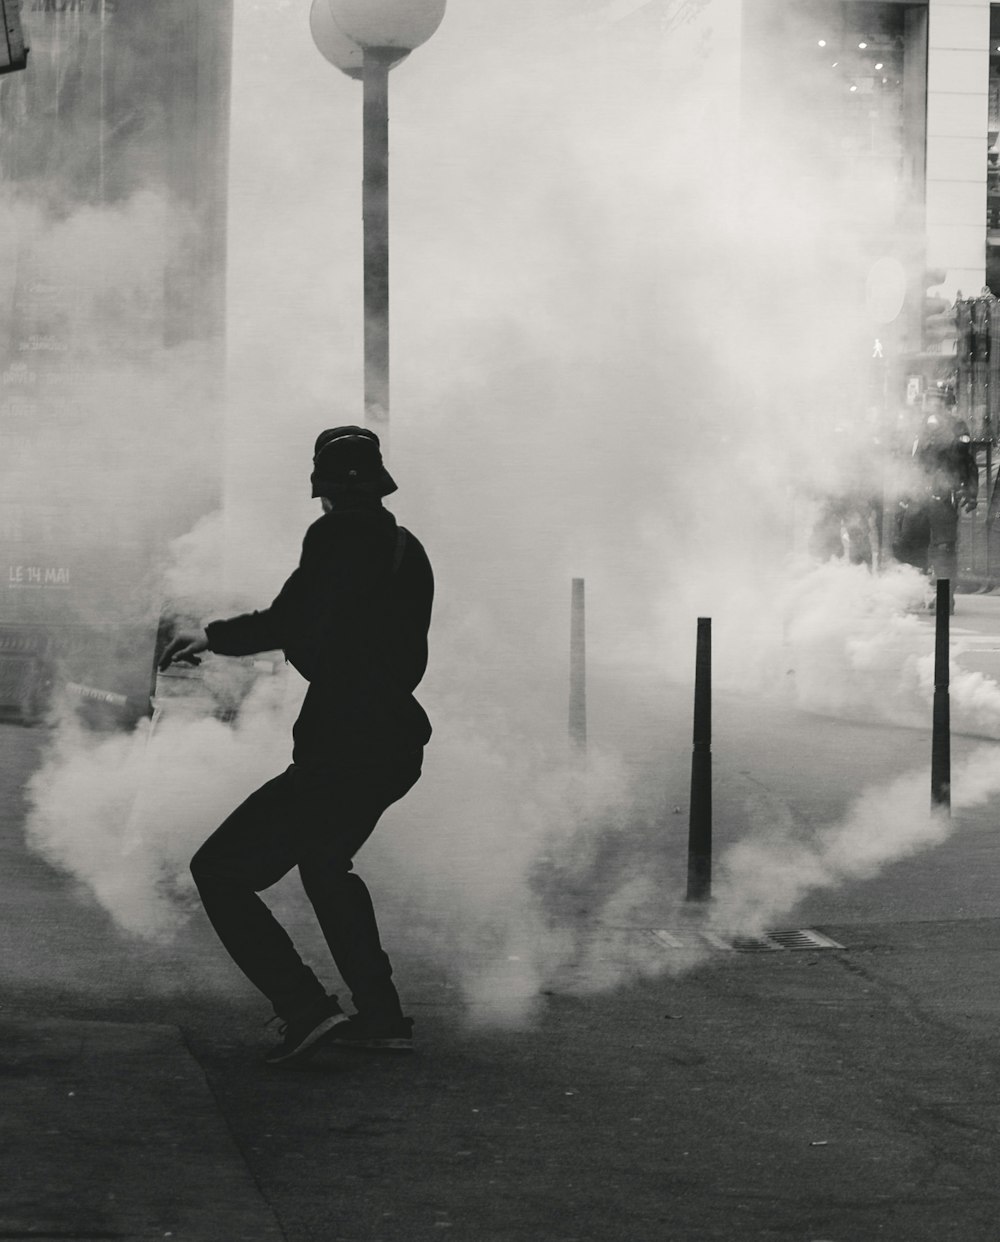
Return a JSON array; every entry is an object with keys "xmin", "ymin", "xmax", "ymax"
[{"xmin": 390, "ymin": 526, "xmax": 408, "ymax": 575}]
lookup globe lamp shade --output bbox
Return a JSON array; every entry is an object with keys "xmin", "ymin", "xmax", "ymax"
[
  {"xmin": 310, "ymin": 0, "xmax": 409, "ymax": 76},
  {"xmin": 310, "ymin": 0, "xmax": 364, "ymax": 77},
  {"xmin": 326, "ymin": 0, "xmax": 446, "ymax": 52}
]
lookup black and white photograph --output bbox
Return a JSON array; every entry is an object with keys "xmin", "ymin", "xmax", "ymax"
[{"xmin": 2, "ymin": 1, "xmax": 1000, "ymax": 1238}]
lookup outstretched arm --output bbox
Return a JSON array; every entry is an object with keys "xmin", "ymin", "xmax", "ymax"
[
  {"xmin": 157, "ymin": 555, "xmax": 305, "ymax": 674},
  {"xmin": 158, "ymin": 630, "xmax": 210, "ymax": 671}
]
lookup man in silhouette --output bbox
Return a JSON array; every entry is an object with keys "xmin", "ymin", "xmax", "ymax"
[{"xmin": 160, "ymin": 427, "xmax": 433, "ymax": 1063}]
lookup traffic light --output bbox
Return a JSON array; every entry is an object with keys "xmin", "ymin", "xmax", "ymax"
[
  {"xmin": 0, "ymin": 0, "xmax": 28, "ymax": 76},
  {"xmin": 923, "ymin": 268, "xmax": 957, "ymax": 350}
]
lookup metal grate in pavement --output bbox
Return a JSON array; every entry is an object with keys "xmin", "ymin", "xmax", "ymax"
[
  {"xmin": 649, "ymin": 928, "xmax": 845, "ymax": 953},
  {"xmin": 764, "ymin": 928, "xmax": 845, "ymax": 951},
  {"xmin": 729, "ymin": 934, "xmax": 786, "ymax": 953}
]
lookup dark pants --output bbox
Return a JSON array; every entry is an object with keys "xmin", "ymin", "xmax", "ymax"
[
  {"xmin": 190, "ymin": 755, "xmax": 421, "ymax": 1021},
  {"xmin": 895, "ymin": 496, "xmax": 960, "ymax": 608},
  {"xmin": 927, "ymin": 495, "xmax": 959, "ymax": 602},
  {"xmin": 894, "ymin": 502, "xmax": 931, "ymax": 572}
]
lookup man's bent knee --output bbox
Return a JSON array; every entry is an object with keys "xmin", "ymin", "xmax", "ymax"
[
  {"xmin": 190, "ymin": 842, "xmax": 292, "ymax": 896},
  {"xmin": 191, "ymin": 843, "xmax": 250, "ymax": 893},
  {"xmin": 190, "ymin": 844, "xmax": 221, "ymax": 891},
  {"xmin": 298, "ymin": 851, "xmax": 356, "ymax": 895}
]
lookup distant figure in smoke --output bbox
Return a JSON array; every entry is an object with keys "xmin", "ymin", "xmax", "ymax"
[
  {"xmin": 159, "ymin": 427, "xmax": 433, "ymax": 1064},
  {"xmin": 893, "ymin": 389, "xmax": 978, "ymax": 614},
  {"xmin": 808, "ymin": 423, "xmax": 884, "ymax": 567},
  {"xmin": 810, "ymin": 470, "xmax": 883, "ymax": 567}
]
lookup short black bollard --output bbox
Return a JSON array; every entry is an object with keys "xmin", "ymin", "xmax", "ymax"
[
  {"xmin": 931, "ymin": 578, "xmax": 951, "ymax": 812},
  {"xmin": 569, "ymin": 578, "xmax": 587, "ymax": 754},
  {"xmin": 686, "ymin": 617, "xmax": 712, "ymax": 902}
]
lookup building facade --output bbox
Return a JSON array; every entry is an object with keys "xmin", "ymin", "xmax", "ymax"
[
  {"xmin": 607, "ymin": 0, "xmax": 1000, "ymax": 575},
  {"xmin": 738, "ymin": 0, "xmax": 995, "ymax": 302},
  {"xmin": 0, "ymin": 0, "xmax": 233, "ymax": 719}
]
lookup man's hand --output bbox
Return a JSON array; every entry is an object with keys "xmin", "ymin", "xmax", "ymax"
[{"xmin": 158, "ymin": 631, "xmax": 209, "ymax": 671}]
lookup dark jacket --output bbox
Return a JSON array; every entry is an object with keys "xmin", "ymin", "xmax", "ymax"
[
  {"xmin": 205, "ymin": 498, "xmax": 433, "ymax": 767},
  {"xmin": 912, "ymin": 414, "xmax": 979, "ymax": 506}
]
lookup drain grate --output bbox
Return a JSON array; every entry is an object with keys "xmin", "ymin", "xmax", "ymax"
[
  {"xmin": 730, "ymin": 934, "xmax": 786, "ymax": 953},
  {"xmin": 649, "ymin": 927, "xmax": 845, "ymax": 953},
  {"xmin": 764, "ymin": 928, "xmax": 844, "ymax": 951}
]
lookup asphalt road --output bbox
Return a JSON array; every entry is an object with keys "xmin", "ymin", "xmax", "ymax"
[{"xmin": 4, "ymin": 599, "xmax": 1000, "ymax": 1241}]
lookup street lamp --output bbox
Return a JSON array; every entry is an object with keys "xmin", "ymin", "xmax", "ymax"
[{"xmin": 310, "ymin": 0, "xmax": 447, "ymax": 444}]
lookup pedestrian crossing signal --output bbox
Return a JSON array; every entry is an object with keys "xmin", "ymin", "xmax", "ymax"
[{"xmin": 923, "ymin": 268, "xmax": 956, "ymax": 350}]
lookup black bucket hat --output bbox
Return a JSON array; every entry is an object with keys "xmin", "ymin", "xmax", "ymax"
[{"xmin": 310, "ymin": 425, "xmax": 397, "ymax": 498}]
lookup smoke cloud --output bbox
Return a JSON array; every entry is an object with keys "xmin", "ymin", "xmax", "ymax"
[
  {"xmin": 709, "ymin": 741, "xmax": 1000, "ymax": 941},
  {"xmin": 13, "ymin": 0, "xmax": 1000, "ymax": 1022}
]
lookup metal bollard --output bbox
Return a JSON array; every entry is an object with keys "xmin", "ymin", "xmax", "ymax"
[
  {"xmin": 569, "ymin": 578, "xmax": 587, "ymax": 753},
  {"xmin": 931, "ymin": 578, "xmax": 951, "ymax": 812},
  {"xmin": 686, "ymin": 617, "xmax": 712, "ymax": 902}
]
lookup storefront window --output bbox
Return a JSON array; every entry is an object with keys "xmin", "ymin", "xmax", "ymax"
[{"xmin": 743, "ymin": 2, "xmax": 924, "ymax": 238}]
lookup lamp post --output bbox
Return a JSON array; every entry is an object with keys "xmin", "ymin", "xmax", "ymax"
[{"xmin": 310, "ymin": 0, "xmax": 446, "ymax": 444}]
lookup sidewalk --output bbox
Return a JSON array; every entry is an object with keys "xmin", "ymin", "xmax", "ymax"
[
  {"xmin": 1, "ymin": 1015, "xmax": 283, "ymax": 1241},
  {"xmin": 4, "ymin": 677, "xmax": 1000, "ymax": 1240},
  {"xmin": 4, "ymin": 915, "xmax": 1000, "ymax": 1242}
]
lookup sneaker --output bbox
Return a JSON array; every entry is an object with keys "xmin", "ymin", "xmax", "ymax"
[
  {"xmin": 264, "ymin": 994, "xmax": 348, "ymax": 1066},
  {"xmin": 327, "ymin": 1013, "xmax": 415, "ymax": 1052}
]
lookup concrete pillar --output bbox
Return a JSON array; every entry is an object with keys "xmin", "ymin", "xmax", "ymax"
[{"xmin": 926, "ymin": 0, "xmax": 990, "ymax": 299}]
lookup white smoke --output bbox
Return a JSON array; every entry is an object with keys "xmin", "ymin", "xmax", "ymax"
[
  {"xmin": 25, "ymin": 673, "xmax": 300, "ymax": 941},
  {"xmin": 709, "ymin": 740, "xmax": 1000, "ymax": 942},
  {"xmin": 777, "ymin": 557, "xmax": 1000, "ymax": 740},
  {"xmin": 16, "ymin": 0, "xmax": 1000, "ymax": 1023}
]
